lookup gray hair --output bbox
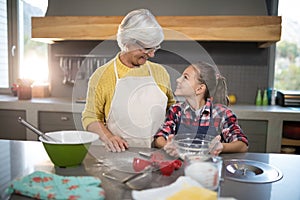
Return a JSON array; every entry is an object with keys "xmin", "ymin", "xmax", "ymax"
[{"xmin": 116, "ymin": 9, "xmax": 164, "ymax": 52}]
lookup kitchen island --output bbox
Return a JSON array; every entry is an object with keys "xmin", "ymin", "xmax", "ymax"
[
  {"xmin": 1, "ymin": 139, "xmax": 300, "ymax": 200},
  {"xmin": 1, "ymin": 95, "xmax": 300, "ymax": 153}
]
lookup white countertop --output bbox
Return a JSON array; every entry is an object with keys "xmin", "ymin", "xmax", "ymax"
[
  {"xmin": 1, "ymin": 94, "xmax": 300, "ymax": 114},
  {"xmin": 1, "ymin": 94, "xmax": 300, "ymax": 151},
  {"xmin": 0, "ymin": 94, "xmax": 84, "ymax": 113}
]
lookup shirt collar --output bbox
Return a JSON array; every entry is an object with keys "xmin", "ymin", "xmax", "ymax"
[{"xmin": 182, "ymin": 98, "xmax": 212, "ymax": 116}]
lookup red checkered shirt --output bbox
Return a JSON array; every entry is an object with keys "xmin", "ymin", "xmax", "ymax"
[{"xmin": 155, "ymin": 99, "xmax": 248, "ymax": 145}]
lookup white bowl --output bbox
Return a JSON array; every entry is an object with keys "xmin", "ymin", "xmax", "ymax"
[{"xmin": 40, "ymin": 130, "xmax": 99, "ymax": 144}]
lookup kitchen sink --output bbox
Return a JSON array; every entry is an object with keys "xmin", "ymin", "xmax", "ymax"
[{"xmin": 224, "ymin": 159, "xmax": 283, "ymax": 183}]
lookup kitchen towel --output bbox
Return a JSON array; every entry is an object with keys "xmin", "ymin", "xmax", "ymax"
[{"xmin": 6, "ymin": 171, "xmax": 105, "ymax": 200}]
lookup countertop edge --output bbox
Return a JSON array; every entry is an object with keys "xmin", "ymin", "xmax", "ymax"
[{"xmin": 1, "ymin": 94, "xmax": 300, "ymax": 115}]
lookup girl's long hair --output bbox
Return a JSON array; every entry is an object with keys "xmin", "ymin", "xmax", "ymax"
[{"xmin": 192, "ymin": 61, "xmax": 229, "ymax": 106}]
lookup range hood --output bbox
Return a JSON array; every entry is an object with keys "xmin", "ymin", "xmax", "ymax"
[{"xmin": 31, "ymin": 16, "xmax": 281, "ymax": 48}]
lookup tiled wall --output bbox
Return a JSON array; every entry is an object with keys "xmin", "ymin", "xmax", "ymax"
[
  {"xmin": 46, "ymin": 0, "xmax": 275, "ymax": 104},
  {"xmin": 49, "ymin": 41, "xmax": 269, "ymax": 105}
]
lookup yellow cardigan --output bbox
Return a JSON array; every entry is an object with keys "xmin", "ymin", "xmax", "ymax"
[{"xmin": 82, "ymin": 54, "xmax": 175, "ymax": 129}]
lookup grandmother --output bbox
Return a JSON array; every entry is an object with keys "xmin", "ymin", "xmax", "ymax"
[{"xmin": 82, "ymin": 9, "xmax": 175, "ymax": 152}]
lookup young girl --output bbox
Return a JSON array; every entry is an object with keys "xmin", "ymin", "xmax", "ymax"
[{"xmin": 154, "ymin": 61, "xmax": 248, "ymax": 155}]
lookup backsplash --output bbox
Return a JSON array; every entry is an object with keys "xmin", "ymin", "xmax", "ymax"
[
  {"xmin": 45, "ymin": 0, "xmax": 275, "ymax": 105},
  {"xmin": 49, "ymin": 41, "xmax": 269, "ymax": 105}
]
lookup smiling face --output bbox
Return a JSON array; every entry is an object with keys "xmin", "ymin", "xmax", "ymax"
[
  {"xmin": 174, "ymin": 65, "xmax": 206, "ymax": 98},
  {"xmin": 119, "ymin": 43, "xmax": 157, "ymax": 68}
]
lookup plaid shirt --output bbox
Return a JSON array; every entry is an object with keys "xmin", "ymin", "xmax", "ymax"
[{"xmin": 155, "ymin": 99, "xmax": 248, "ymax": 145}]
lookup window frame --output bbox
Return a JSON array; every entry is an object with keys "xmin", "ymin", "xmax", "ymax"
[
  {"xmin": 273, "ymin": 0, "xmax": 300, "ymax": 91},
  {"xmin": 267, "ymin": 0, "xmax": 278, "ymax": 90},
  {"xmin": 0, "ymin": 0, "xmax": 19, "ymax": 94}
]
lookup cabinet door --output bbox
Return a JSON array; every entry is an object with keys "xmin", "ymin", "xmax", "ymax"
[
  {"xmin": 38, "ymin": 111, "xmax": 83, "ymax": 133},
  {"xmin": 0, "ymin": 109, "xmax": 26, "ymax": 140},
  {"xmin": 238, "ymin": 120, "xmax": 268, "ymax": 153}
]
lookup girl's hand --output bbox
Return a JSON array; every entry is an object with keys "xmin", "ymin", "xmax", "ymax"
[
  {"xmin": 163, "ymin": 134, "xmax": 179, "ymax": 157},
  {"xmin": 209, "ymin": 135, "xmax": 223, "ymax": 156}
]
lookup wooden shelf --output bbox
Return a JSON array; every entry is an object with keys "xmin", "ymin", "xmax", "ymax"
[
  {"xmin": 282, "ymin": 137, "xmax": 300, "ymax": 147},
  {"xmin": 31, "ymin": 16, "xmax": 281, "ymax": 48}
]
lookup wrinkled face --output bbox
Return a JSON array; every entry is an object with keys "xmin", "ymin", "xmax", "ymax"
[
  {"xmin": 125, "ymin": 42, "xmax": 160, "ymax": 67},
  {"xmin": 175, "ymin": 65, "xmax": 203, "ymax": 97}
]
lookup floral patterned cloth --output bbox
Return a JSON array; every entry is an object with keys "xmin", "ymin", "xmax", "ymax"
[{"xmin": 6, "ymin": 171, "xmax": 105, "ymax": 200}]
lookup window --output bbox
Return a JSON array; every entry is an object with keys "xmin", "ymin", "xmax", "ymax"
[
  {"xmin": 0, "ymin": 0, "xmax": 9, "ymax": 88},
  {"xmin": 19, "ymin": 0, "xmax": 48, "ymax": 83},
  {"xmin": 275, "ymin": 0, "xmax": 300, "ymax": 90},
  {"xmin": 0, "ymin": 0, "xmax": 48, "ymax": 93}
]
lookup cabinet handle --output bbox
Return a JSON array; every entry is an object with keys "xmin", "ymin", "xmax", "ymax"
[{"xmin": 60, "ymin": 116, "xmax": 69, "ymax": 121}]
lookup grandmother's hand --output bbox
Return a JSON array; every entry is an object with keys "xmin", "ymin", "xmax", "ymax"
[{"xmin": 102, "ymin": 135, "xmax": 128, "ymax": 153}]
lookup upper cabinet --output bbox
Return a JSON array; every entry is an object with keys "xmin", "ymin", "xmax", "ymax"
[{"xmin": 31, "ymin": 16, "xmax": 281, "ymax": 48}]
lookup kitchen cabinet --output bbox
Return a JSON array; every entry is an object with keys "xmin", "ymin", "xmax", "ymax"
[
  {"xmin": 238, "ymin": 119, "xmax": 268, "ymax": 153},
  {"xmin": 31, "ymin": 16, "xmax": 281, "ymax": 48},
  {"xmin": 282, "ymin": 138, "xmax": 300, "ymax": 146},
  {"xmin": 0, "ymin": 109, "xmax": 26, "ymax": 140},
  {"xmin": 38, "ymin": 111, "xmax": 83, "ymax": 132},
  {"xmin": 281, "ymin": 121, "xmax": 300, "ymax": 154},
  {"xmin": 1, "ymin": 95, "xmax": 299, "ymax": 151}
]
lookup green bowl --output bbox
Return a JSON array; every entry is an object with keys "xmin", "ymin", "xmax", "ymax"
[{"xmin": 40, "ymin": 131, "xmax": 99, "ymax": 167}]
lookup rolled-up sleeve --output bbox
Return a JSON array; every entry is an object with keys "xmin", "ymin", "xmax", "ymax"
[
  {"xmin": 221, "ymin": 108, "xmax": 248, "ymax": 146},
  {"xmin": 155, "ymin": 104, "xmax": 181, "ymax": 139}
]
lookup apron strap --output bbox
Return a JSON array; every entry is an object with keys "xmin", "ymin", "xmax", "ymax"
[
  {"xmin": 196, "ymin": 104, "xmax": 213, "ymax": 136},
  {"xmin": 113, "ymin": 58, "xmax": 120, "ymax": 81},
  {"xmin": 176, "ymin": 102, "xmax": 220, "ymax": 138},
  {"xmin": 113, "ymin": 58, "xmax": 153, "ymax": 82},
  {"xmin": 146, "ymin": 63, "xmax": 153, "ymax": 77}
]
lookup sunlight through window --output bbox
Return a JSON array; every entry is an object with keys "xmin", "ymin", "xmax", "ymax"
[
  {"xmin": 275, "ymin": 0, "xmax": 300, "ymax": 91},
  {"xmin": 19, "ymin": 0, "xmax": 48, "ymax": 84}
]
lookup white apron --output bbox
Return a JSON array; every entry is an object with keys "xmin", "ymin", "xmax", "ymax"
[{"xmin": 106, "ymin": 59, "xmax": 168, "ymax": 148}]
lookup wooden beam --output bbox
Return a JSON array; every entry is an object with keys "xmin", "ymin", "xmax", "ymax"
[{"xmin": 32, "ymin": 16, "xmax": 281, "ymax": 48}]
